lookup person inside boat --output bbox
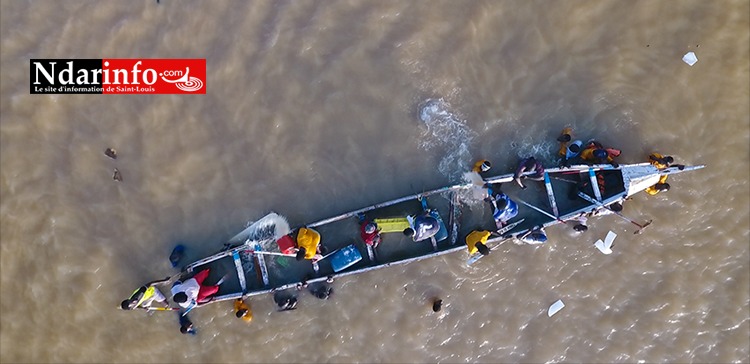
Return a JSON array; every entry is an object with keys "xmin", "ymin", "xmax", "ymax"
[
  {"xmin": 514, "ymin": 157, "xmax": 545, "ymax": 189},
  {"xmin": 234, "ymin": 299, "xmax": 253, "ymax": 323},
  {"xmin": 171, "ymin": 268, "xmax": 226, "ymax": 309},
  {"xmin": 358, "ymin": 217, "xmax": 382, "ymax": 248},
  {"xmin": 404, "ymin": 211, "xmax": 440, "ymax": 242},
  {"xmin": 120, "ymin": 277, "xmax": 171, "ymax": 310},
  {"xmin": 465, "ymin": 230, "xmax": 491, "ymax": 256},
  {"xmin": 295, "ymin": 227, "xmax": 323, "ymax": 262},
  {"xmin": 490, "ymin": 191, "xmax": 518, "ymax": 228}
]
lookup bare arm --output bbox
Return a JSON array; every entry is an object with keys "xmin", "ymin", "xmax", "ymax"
[{"xmin": 146, "ymin": 276, "xmax": 172, "ymax": 286}]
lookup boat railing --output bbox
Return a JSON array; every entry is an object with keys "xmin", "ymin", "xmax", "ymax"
[{"xmin": 183, "ymin": 238, "xmax": 276, "ymax": 272}]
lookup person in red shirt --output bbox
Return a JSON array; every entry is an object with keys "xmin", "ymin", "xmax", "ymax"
[{"xmin": 359, "ymin": 220, "xmax": 381, "ymax": 248}]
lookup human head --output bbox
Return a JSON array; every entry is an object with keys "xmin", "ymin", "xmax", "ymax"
[
  {"xmin": 495, "ymin": 197, "xmax": 508, "ymax": 210},
  {"xmin": 236, "ymin": 309, "xmax": 248, "ymax": 318},
  {"xmin": 476, "ymin": 242, "xmax": 490, "ymax": 256},
  {"xmin": 610, "ymin": 202, "xmax": 623, "ymax": 212},
  {"xmin": 664, "ymin": 156, "xmax": 674, "ymax": 164},
  {"xmin": 573, "ymin": 224, "xmax": 588, "ymax": 232},
  {"xmin": 480, "ymin": 160, "xmax": 492, "ymax": 172},
  {"xmin": 403, "ymin": 228, "xmax": 415, "ymax": 237},
  {"xmin": 295, "ymin": 247, "xmax": 307, "ymax": 261},
  {"xmin": 180, "ymin": 323, "xmax": 192, "ymax": 334},
  {"xmin": 173, "ymin": 292, "xmax": 188, "ymax": 303},
  {"xmin": 558, "ymin": 134, "xmax": 572, "ymax": 142},
  {"xmin": 365, "ymin": 223, "xmax": 377, "ymax": 234},
  {"xmin": 432, "ymin": 299, "xmax": 443, "ymax": 312},
  {"xmin": 121, "ymin": 299, "xmax": 135, "ymax": 310},
  {"xmin": 568, "ymin": 143, "xmax": 581, "ymax": 153},
  {"xmin": 593, "ymin": 149, "xmax": 608, "ymax": 160},
  {"xmin": 524, "ymin": 158, "xmax": 536, "ymax": 169},
  {"xmin": 655, "ymin": 183, "xmax": 670, "ymax": 191}
]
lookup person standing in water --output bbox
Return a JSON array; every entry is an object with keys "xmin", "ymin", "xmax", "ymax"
[
  {"xmin": 465, "ymin": 230, "xmax": 491, "ymax": 256},
  {"xmin": 234, "ymin": 299, "xmax": 253, "ymax": 323}
]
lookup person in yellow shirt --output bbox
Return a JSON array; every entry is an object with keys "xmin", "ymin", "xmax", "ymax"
[
  {"xmin": 645, "ymin": 176, "xmax": 670, "ymax": 195},
  {"xmin": 580, "ymin": 141, "xmax": 620, "ymax": 166},
  {"xmin": 465, "ymin": 230, "xmax": 491, "ymax": 256},
  {"xmin": 649, "ymin": 153, "xmax": 674, "ymax": 169},
  {"xmin": 581, "ymin": 145, "xmax": 609, "ymax": 163},
  {"xmin": 295, "ymin": 227, "xmax": 323, "ymax": 261},
  {"xmin": 472, "ymin": 159, "xmax": 492, "ymax": 174},
  {"xmin": 645, "ymin": 152, "xmax": 673, "ymax": 195},
  {"xmin": 557, "ymin": 127, "xmax": 573, "ymax": 156},
  {"xmin": 234, "ymin": 299, "xmax": 252, "ymax": 323},
  {"xmin": 120, "ymin": 277, "xmax": 171, "ymax": 310}
]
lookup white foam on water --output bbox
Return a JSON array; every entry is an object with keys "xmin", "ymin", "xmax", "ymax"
[{"xmin": 418, "ymin": 99, "xmax": 478, "ymax": 181}]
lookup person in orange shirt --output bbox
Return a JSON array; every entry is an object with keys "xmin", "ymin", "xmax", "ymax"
[{"xmin": 234, "ymin": 299, "xmax": 252, "ymax": 323}]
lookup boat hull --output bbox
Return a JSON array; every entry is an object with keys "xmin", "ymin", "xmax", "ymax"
[{"xmin": 148, "ymin": 163, "xmax": 704, "ymax": 307}]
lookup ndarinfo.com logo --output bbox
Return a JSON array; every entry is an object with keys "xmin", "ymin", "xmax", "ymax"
[{"xmin": 30, "ymin": 59, "xmax": 206, "ymax": 94}]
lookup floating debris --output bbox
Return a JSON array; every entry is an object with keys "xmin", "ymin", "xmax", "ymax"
[
  {"xmin": 682, "ymin": 52, "xmax": 698, "ymax": 66},
  {"xmin": 594, "ymin": 231, "xmax": 617, "ymax": 255},
  {"xmin": 432, "ymin": 299, "xmax": 443, "ymax": 313},
  {"xmin": 104, "ymin": 148, "xmax": 117, "ymax": 159},
  {"xmin": 112, "ymin": 168, "xmax": 122, "ymax": 182},
  {"xmin": 547, "ymin": 299, "xmax": 565, "ymax": 317}
]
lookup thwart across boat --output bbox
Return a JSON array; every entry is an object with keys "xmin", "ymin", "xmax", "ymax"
[{"xmin": 138, "ymin": 162, "xmax": 703, "ymax": 310}]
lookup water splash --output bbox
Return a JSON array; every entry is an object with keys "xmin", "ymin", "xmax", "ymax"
[{"xmin": 418, "ymin": 99, "xmax": 478, "ymax": 181}]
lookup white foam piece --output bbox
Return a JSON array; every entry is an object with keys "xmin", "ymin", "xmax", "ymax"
[
  {"xmin": 548, "ymin": 299, "xmax": 565, "ymax": 317},
  {"xmin": 683, "ymin": 52, "xmax": 698, "ymax": 66},
  {"xmin": 605, "ymin": 231, "xmax": 617, "ymax": 246},
  {"xmin": 594, "ymin": 239, "xmax": 613, "ymax": 255}
]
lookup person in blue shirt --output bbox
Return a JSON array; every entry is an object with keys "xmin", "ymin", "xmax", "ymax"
[
  {"xmin": 491, "ymin": 192, "xmax": 518, "ymax": 229},
  {"xmin": 403, "ymin": 211, "xmax": 440, "ymax": 242},
  {"xmin": 485, "ymin": 185, "xmax": 518, "ymax": 229}
]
